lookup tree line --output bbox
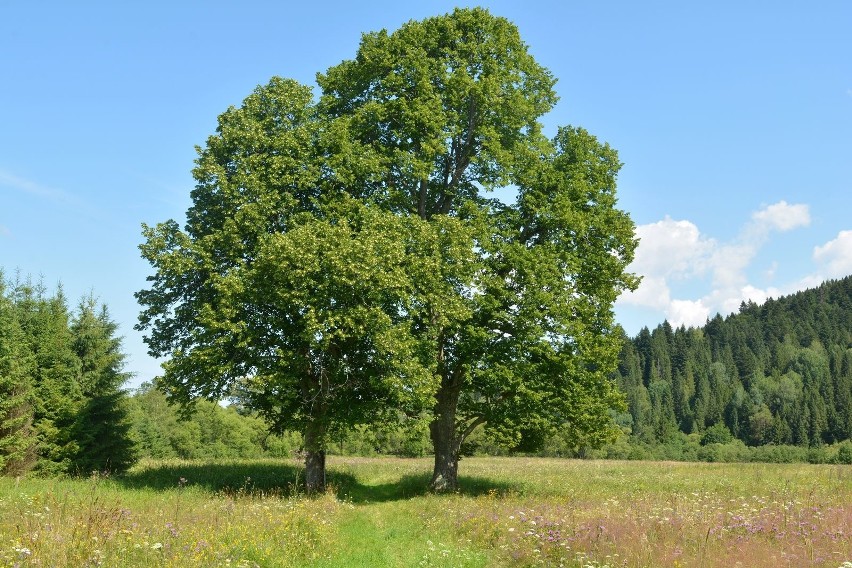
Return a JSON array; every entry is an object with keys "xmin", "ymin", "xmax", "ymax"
[
  {"xmin": 3, "ymin": 271, "xmax": 850, "ymax": 478},
  {"xmin": 612, "ymin": 275, "xmax": 852, "ymax": 454},
  {"xmin": 0, "ymin": 275, "xmax": 135, "ymax": 476}
]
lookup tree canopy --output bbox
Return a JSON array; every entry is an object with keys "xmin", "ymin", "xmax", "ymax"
[{"xmin": 137, "ymin": 7, "xmax": 638, "ymax": 492}]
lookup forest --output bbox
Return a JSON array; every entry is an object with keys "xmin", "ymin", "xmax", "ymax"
[{"xmin": 609, "ymin": 275, "xmax": 852, "ymax": 462}]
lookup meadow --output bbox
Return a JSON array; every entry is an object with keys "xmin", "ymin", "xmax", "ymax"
[{"xmin": 1, "ymin": 457, "xmax": 850, "ymax": 567}]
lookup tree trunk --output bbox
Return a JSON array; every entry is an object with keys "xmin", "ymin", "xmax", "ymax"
[
  {"xmin": 303, "ymin": 421, "xmax": 326, "ymax": 493},
  {"xmin": 429, "ymin": 381, "xmax": 461, "ymax": 492}
]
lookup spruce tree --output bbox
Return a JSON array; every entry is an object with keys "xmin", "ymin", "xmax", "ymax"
[
  {"xmin": 12, "ymin": 282, "xmax": 82, "ymax": 473},
  {"xmin": 0, "ymin": 279, "xmax": 36, "ymax": 475},
  {"xmin": 68, "ymin": 298, "xmax": 136, "ymax": 474}
]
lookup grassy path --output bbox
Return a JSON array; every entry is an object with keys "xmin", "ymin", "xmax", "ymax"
[
  {"xmin": 316, "ymin": 465, "xmax": 494, "ymax": 567},
  {"xmin": 316, "ymin": 502, "xmax": 437, "ymax": 566}
]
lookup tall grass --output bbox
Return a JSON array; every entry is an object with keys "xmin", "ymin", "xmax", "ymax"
[
  {"xmin": 0, "ymin": 459, "xmax": 340, "ymax": 567},
  {"xmin": 1, "ymin": 457, "xmax": 850, "ymax": 567}
]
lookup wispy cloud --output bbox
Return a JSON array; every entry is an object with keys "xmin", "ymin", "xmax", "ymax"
[
  {"xmin": 618, "ymin": 200, "xmax": 812, "ymax": 329},
  {"xmin": 0, "ymin": 224, "xmax": 10, "ymax": 238},
  {"xmin": 0, "ymin": 169, "xmax": 75, "ymax": 204}
]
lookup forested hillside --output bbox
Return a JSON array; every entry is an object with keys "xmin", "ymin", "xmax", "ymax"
[
  {"xmin": 0, "ymin": 276, "xmax": 135, "ymax": 475},
  {"xmin": 613, "ymin": 275, "xmax": 852, "ymax": 450}
]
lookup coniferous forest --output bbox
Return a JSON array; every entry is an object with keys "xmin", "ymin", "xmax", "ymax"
[{"xmin": 608, "ymin": 275, "xmax": 852, "ymax": 462}]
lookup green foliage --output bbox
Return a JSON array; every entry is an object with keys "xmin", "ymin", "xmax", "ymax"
[
  {"xmin": 138, "ymin": 8, "xmax": 636, "ymax": 492},
  {"xmin": 128, "ymin": 382, "xmax": 301, "ymax": 460},
  {"xmin": 837, "ymin": 440, "xmax": 852, "ymax": 464},
  {"xmin": 67, "ymin": 298, "xmax": 136, "ymax": 474},
  {"xmin": 0, "ymin": 277, "xmax": 36, "ymax": 475},
  {"xmin": 701, "ymin": 423, "xmax": 734, "ymax": 445},
  {"xmin": 15, "ymin": 284, "xmax": 82, "ymax": 474},
  {"xmin": 0, "ymin": 274, "xmax": 136, "ymax": 477}
]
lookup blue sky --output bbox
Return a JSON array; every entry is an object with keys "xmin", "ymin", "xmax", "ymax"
[{"xmin": 2, "ymin": 1, "xmax": 850, "ymax": 388}]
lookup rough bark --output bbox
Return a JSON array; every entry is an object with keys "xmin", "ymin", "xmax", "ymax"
[
  {"xmin": 303, "ymin": 420, "xmax": 326, "ymax": 493},
  {"xmin": 429, "ymin": 380, "xmax": 461, "ymax": 492}
]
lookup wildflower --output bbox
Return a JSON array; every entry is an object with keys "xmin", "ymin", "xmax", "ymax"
[
  {"xmin": 151, "ymin": 542, "xmax": 163, "ymax": 550},
  {"xmin": 14, "ymin": 546, "xmax": 32, "ymax": 557}
]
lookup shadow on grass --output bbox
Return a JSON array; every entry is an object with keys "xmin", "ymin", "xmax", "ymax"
[
  {"xmin": 118, "ymin": 460, "xmax": 315, "ymax": 496},
  {"xmin": 118, "ymin": 460, "xmax": 523, "ymax": 503},
  {"xmin": 334, "ymin": 472, "xmax": 522, "ymax": 504}
]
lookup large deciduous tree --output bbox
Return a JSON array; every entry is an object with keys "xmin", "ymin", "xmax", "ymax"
[
  {"xmin": 318, "ymin": 8, "xmax": 637, "ymax": 490},
  {"xmin": 138, "ymin": 8, "xmax": 637, "ymax": 492},
  {"xmin": 136, "ymin": 78, "xmax": 466, "ymax": 491}
]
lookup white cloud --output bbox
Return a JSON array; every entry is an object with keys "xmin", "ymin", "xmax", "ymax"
[
  {"xmin": 632, "ymin": 216, "xmax": 715, "ymax": 278},
  {"xmin": 813, "ymin": 230, "xmax": 852, "ymax": 278},
  {"xmin": 709, "ymin": 242, "xmax": 754, "ymax": 289},
  {"xmin": 751, "ymin": 200, "xmax": 810, "ymax": 232},
  {"xmin": 618, "ymin": 200, "xmax": 814, "ymax": 331},
  {"xmin": 667, "ymin": 299, "xmax": 710, "ymax": 328}
]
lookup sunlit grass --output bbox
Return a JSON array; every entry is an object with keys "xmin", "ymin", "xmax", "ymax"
[
  {"xmin": 0, "ymin": 461, "xmax": 340, "ymax": 567},
  {"xmin": 442, "ymin": 458, "xmax": 852, "ymax": 567},
  {"xmin": 1, "ymin": 457, "xmax": 850, "ymax": 567}
]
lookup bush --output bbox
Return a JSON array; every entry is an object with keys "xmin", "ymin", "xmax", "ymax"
[
  {"xmin": 700, "ymin": 423, "xmax": 734, "ymax": 446},
  {"xmin": 749, "ymin": 444, "xmax": 807, "ymax": 463},
  {"xmin": 695, "ymin": 440, "xmax": 747, "ymax": 463},
  {"xmin": 835, "ymin": 441, "xmax": 852, "ymax": 464},
  {"xmin": 806, "ymin": 446, "xmax": 832, "ymax": 464}
]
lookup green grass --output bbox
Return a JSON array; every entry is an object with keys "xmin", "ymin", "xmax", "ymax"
[{"xmin": 1, "ymin": 457, "xmax": 850, "ymax": 567}]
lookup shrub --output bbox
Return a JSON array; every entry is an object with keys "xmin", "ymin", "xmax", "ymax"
[
  {"xmin": 700, "ymin": 423, "xmax": 734, "ymax": 445},
  {"xmin": 835, "ymin": 440, "xmax": 852, "ymax": 464}
]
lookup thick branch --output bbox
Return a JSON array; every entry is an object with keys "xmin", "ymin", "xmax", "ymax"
[
  {"xmin": 439, "ymin": 98, "xmax": 478, "ymax": 214},
  {"xmin": 459, "ymin": 416, "xmax": 487, "ymax": 443},
  {"xmin": 418, "ymin": 178, "xmax": 428, "ymax": 219}
]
